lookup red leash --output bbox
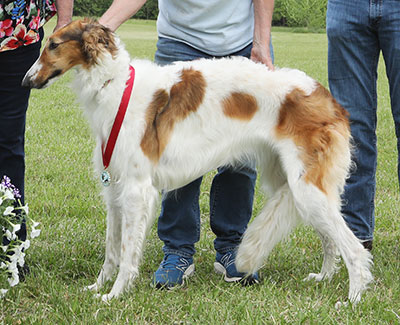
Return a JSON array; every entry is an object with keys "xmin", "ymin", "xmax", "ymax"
[{"xmin": 101, "ymin": 65, "xmax": 135, "ymax": 186}]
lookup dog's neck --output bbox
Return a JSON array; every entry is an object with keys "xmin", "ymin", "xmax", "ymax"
[
  {"xmin": 73, "ymin": 38, "xmax": 131, "ymax": 96},
  {"xmin": 72, "ymin": 37, "xmax": 132, "ymax": 139}
]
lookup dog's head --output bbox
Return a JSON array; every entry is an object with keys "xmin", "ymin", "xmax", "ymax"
[{"xmin": 22, "ymin": 18, "xmax": 117, "ymax": 89}]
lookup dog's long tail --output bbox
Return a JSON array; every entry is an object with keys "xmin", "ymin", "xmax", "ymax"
[{"xmin": 235, "ymin": 182, "xmax": 299, "ymax": 274}]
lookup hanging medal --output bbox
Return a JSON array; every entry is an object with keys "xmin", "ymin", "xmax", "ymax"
[{"xmin": 101, "ymin": 170, "xmax": 111, "ymax": 187}]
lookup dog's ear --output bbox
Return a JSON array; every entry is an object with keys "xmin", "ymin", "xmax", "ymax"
[{"xmin": 81, "ymin": 18, "xmax": 118, "ymax": 65}]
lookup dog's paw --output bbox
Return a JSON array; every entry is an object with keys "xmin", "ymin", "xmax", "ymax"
[
  {"xmin": 303, "ymin": 273, "xmax": 325, "ymax": 282},
  {"xmin": 101, "ymin": 293, "xmax": 116, "ymax": 302},
  {"xmin": 83, "ymin": 283, "xmax": 99, "ymax": 292},
  {"xmin": 348, "ymin": 288, "xmax": 362, "ymax": 305},
  {"xmin": 92, "ymin": 292, "xmax": 113, "ymax": 303},
  {"xmin": 335, "ymin": 301, "xmax": 349, "ymax": 310}
]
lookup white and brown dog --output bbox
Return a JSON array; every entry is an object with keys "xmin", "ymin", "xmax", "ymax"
[{"xmin": 23, "ymin": 19, "xmax": 372, "ymax": 303}]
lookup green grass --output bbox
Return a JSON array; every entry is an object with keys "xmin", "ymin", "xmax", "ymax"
[{"xmin": 1, "ymin": 19, "xmax": 399, "ymax": 324}]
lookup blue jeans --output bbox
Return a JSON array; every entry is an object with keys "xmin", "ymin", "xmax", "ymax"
[
  {"xmin": 327, "ymin": 0, "xmax": 400, "ymax": 241},
  {"xmin": 155, "ymin": 37, "xmax": 274, "ymax": 258}
]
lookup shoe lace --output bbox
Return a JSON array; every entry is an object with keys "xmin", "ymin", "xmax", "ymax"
[
  {"xmin": 220, "ymin": 252, "xmax": 235, "ymax": 268},
  {"xmin": 161, "ymin": 255, "xmax": 191, "ymax": 272}
]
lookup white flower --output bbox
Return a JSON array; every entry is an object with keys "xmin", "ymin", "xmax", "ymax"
[
  {"xmin": 11, "ymin": 223, "xmax": 21, "ymax": 235},
  {"xmin": 3, "ymin": 206, "xmax": 15, "ymax": 216},
  {"xmin": 30, "ymin": 221, "xmax": 41, "ymax": 239},
  {"xmin": 8, "ymin": 272, "xmax": 19, "ymax": 287},
  {"xmin": 0, "ymin": 197, "xmax": 3, "ymax": 205},
  {"xmin": 0, "ymin": 262, "xmax": 7, "ymax": 269},
  {"xmin": 30, "ymin": 228, "xmax": 41, "ymax": 239},
  {"xmin": 7, "ymin": 260, "xmax": 17, "ymax": 275},
  {"xmin": 9, "ymin": 252, "xmax": 19, "ymax": 264},
  {"xmin": 19, "ymin": 204, "xmax": 29, "ymax": 215},
  {"xmin": 21, "ymin": 239, "xmax": 30, "ymax": 250},
  {"xmin": 0, "ymin": 289, "xmax": 8, "ymax": 299},
  {"xmin": 10, "ymin": 246, "xmax": 25, "ymax": 267},
  {"xmin": 0, "ymin": 245, "xmax": 7, "ymax": 253},
  {"xmin": 5, "ymin": 229, "xmax": 16, "ymax": 241},
  {"xmin": 3, "ymin": 189, "xmax": 14, "ymax": 200}
]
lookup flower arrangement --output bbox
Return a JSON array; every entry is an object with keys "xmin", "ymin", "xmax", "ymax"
[{"xmin": 0, "ymin": 176, "xmax": 40, "ymax": 298}]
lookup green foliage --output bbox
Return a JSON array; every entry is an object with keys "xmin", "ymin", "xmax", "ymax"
[
  {"xmin": 272, "ymin": 0, "xmax": 287, "ymax": 26},
  {"xmin": 73, "ymin": 0, "xmax": 158, "ymax": 19},
  {"xmin": 281, "ymin": 0, "xmax": 328, "ymax": 29},
  {"xmin": 71, "ymin": 0, "xmax": 326, "ymax": 29},
  {"xmin": 73, "ymin": 0, "xmax": 113, "ymax": 17},
  {"xmin": 135, "ymin": 0, "xmax": 159, "ymax": 20}
]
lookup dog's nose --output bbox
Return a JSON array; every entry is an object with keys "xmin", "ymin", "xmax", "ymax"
[{"xmin": 21, "ymin": 75, "xmax": 33, "ymax": 88}]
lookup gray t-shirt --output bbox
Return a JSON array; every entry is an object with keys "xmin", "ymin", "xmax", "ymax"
[{"xmin": 157, "ymin": 0, "xmax": 254, "ymax": 56}]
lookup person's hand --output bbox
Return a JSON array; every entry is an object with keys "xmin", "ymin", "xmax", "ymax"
[
  {"xmin": 53, "ymin": 21, "xmax": 70, "ymax": 32},
  {"xmin": 250, "ymin": 41, "xmax": 274, "ymax": 70}
]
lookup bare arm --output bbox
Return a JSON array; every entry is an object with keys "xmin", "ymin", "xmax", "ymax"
[
  {"xmin": 251, "ymin": 0, "xmax": 274, "ymax": 70},
  {"xmin": 54, "ymin": 0, "xmax": 74, "ymax": 31},
  {"xmin": 98, "ymin": 0, "xmax": 148, "ymax": 31}
]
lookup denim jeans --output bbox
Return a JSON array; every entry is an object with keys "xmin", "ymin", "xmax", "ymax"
[
  {"xmin": 327, "ymin": 0, "xmax": 400, "ymax": 241},
  {"xmin": 0, "ymin": 28, "xmax": 43, "ymax": 243},
  {"xmin": 155, "ymin": 37, "xmax": 274, "ymax": 258}
]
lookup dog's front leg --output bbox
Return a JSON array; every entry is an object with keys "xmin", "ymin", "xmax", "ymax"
[
  {"xmin": 85, "ymin": 201, "xmax": 122, "ymax": 292},
  {"xmin": 102, "ymin": 182, "xmax": 158, "ymax": 301}
]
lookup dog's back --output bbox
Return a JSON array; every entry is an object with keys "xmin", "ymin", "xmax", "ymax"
[{"xmin": 137, "ymin": 57, "xmax": 348, "ymax": 198}]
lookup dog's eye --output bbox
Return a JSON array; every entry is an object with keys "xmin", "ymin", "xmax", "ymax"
[{"xmin": 49, "ymin": 41, "xmax": 59, "ymax": 50}]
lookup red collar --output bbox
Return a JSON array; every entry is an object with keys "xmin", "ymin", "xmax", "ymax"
[{"xmin": 102, "ymin": 65, "xmax": 135, "ymax": 170}]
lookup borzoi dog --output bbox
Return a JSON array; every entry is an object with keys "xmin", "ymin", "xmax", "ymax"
[{"xmin": 22, "ymin": 19, "xmax": 372, "ymax": 303}]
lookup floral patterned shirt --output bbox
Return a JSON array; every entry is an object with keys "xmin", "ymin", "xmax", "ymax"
[{"xmin": 0, "ymin": 0, "xmax": 56, "ymax": 52}]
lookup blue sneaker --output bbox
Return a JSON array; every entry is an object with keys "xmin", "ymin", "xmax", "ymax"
[
  {"xmin": 214, "ymin": 251, "xmax": 259, "ymax": 285},
  {"xmin": 152, "ymin": 254, "xmax": 195, "ymax": 289}
]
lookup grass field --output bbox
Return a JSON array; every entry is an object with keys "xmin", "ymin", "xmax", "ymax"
[{"xmin": 1, "ymin": 19, "xmax": 399, "ymax": 324}]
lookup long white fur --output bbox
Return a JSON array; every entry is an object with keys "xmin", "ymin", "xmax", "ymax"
[{"xmin": 23, "ymin": 27, "xmax": 373, "ymax": 303}]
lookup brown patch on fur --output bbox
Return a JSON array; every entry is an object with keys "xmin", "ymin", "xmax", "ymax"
[
  {"xmin": 80, "ymin": 18, "xmax": 118, "ymax": 66},
  {"xmin": 140, "ymin": 68, "xmax": 207, "ymax": 162},
  {"xmin": 223, "ymin": 92, "xmax": 258, "ymax": 120},
  {"xmin": 275, "ymin": 84, "xmax": 350, "ymax": 195},
  {"xmin": 140, "ymin": 89, "xmax": 170, "ymax": 162}
]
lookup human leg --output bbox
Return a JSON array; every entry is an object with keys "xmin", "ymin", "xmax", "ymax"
[
  {"xmin": 157, "ymin": 178, "xmax": 203, "ymax": 259},
  {"xmin": 0, "ymin": 30, "xmax": 43, "ymax": 246},
  {"xmin": 210, "ymin": 165, "xmax": 260, "ymax": 284},
  {"xmin": 379, "ymin": 1, "xmax": 400, "ymax": 188},
  {"xmin": 210, "ymin": 165, "xmax": 256, "ymax": 254},
  {"xmin": 0, "ymin": 35, "xmax": 42, "ymax": 204},
  {"xmin": 153, "ymin": 39, "xmax": 214, "ymax": 287},
  {"xmin": 327, "ymin": 0, "xmax": 380, "ymax": 242},
  {"xmin": 209, "ymin": 40, "xmax": 259, "ymax": 255}
]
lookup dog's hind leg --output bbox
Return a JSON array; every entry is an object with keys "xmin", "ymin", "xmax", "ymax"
[
  {"xmin": 288, "ymin": 178, "xmax": 373, "ymax": 304},
  {"xmin": 102, "ymin": 181, "xmax": 159, "ymax": 301},
  {"xmin": 304, "ymin": 231, "xmax": 340, "ymax": 282},
  {"xmin": 322, "ymin": 204, "xmax": 372, "ymax": 304},
  {"xmin": 85, "ymin": 201, "xmax": 122, "ymax": 293},
  {"xmin": 236, "ymin": 182, "xmax": 300, "ymax": 274}
]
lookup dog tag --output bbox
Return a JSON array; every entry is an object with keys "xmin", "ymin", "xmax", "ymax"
[{"xmin": 101, "ymin": 170, "xmax": 111, "ymax": 187}]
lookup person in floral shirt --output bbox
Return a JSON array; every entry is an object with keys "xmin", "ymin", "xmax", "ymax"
[{"xmin": 0, "ymin": 0, "xmax": 73, "ymax": 270}]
